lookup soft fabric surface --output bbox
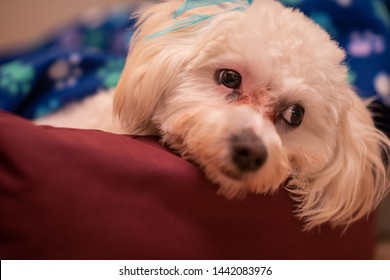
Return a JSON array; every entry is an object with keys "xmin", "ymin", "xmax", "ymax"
[{"xmin": 0, "ymin": 112, "xmax": 375, "ymax": 259}]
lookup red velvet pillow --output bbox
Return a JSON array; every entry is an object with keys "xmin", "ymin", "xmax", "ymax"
[{"xmin": 0, "ymin": 111, "xmax": 374, "ymax": 259}]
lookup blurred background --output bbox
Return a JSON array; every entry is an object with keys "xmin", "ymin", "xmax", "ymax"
[
  {"xmin": 0, "ymin": 0, "xmax": 133, "ymax": 51},
  {"xmin": 0, "ymin": 0, "xmax": 389, "ymax": 259}
]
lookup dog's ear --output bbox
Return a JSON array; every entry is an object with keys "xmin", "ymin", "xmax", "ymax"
[
  {"xmin": 114, "ymin": 1, "xmax": 190, "ymax": 135},
  {"xmin": 294, "ymin": 89, "xmax": 390, "ymax": 230},
  {"xmin": 114, "ymin": 43, "xmax": 187, "ymax": 134}
]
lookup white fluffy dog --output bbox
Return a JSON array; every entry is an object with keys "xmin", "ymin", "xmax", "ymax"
[{"xmin": 36, "ymin": 0, "xmax": 390, "ymax": 230}]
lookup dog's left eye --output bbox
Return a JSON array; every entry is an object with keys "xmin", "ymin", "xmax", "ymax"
[
  {"xmin": 216, "ymin": 69, "xmax": 242, "ymax": 89},
  {"xmin": 281, "ymin": 104, "xmax": 305, "ymax": 127}
]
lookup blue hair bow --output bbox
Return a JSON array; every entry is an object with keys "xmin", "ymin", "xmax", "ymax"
[{"xmin": 145, "ymin": 0, "xmax": 253, "ymax": 39}]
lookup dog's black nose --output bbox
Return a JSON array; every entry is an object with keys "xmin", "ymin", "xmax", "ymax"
[{"xmin": 231, "ymin": 130, "xmax": 268, "ymax": 172}]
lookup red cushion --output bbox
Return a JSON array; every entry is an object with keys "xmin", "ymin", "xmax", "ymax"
[{"xmin": 0, "ymin": 111, "xmax": 374, "ymax": 259}]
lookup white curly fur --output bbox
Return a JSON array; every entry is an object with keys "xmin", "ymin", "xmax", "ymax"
[{"xmin": 36, "ymin": 0, "xmax": 390, "ymax": 230}]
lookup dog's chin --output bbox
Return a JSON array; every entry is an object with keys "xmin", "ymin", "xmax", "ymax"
[
  {"xmin": 210, "ymin": 170, "xmax": 287, "ymax": 200},
  {"xmin": 217, "ymin": 168, "xmax": 268, "ymax": 199},
  {"xmin": 202, "ymin": 157, "xmax": 290, "ymax": 199}
]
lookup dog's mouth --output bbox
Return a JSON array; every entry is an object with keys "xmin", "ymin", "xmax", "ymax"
[
  {"xmin": 185, "ymin": 157, "xmax": 244, "ymax": 180},
  {"xmin": 220, "ymin": 166, "xmax": 244, "ymax": 181}
]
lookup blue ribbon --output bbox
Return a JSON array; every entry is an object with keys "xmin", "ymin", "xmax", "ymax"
[
  {"xmin": 174, "ymin": 0, "xmax": 252, "ymax": 18},
  {"xmin": 145, "ymin": 0, "xmax": 253, "ymax": 39}
]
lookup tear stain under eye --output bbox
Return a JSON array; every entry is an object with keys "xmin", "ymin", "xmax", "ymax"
[
  {"xmin": 225, "ymin": 90, "xmax": 242, "ymax": 103},
  {"xmin": 226, "ymin": 93, "xmax": 276, "ymax": 121}
]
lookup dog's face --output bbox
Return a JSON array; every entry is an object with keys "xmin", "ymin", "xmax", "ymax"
[{"xmin": 114, "ymin": 0, "xmax": 389, "ymax": 229}]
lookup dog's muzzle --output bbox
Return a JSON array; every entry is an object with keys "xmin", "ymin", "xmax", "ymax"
[{"xmin": 230, "ymin": 129, "xmax": 268, "ymax": 172}]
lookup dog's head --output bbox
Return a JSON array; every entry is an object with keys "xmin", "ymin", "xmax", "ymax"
[{"xmin": 114, "ymin": 0, "xmax": 389, "ymax": 229}]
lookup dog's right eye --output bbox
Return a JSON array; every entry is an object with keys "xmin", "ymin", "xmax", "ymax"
[{"xmin": 215, "ymin": 69, "xmax": 242, "ymax": 89}]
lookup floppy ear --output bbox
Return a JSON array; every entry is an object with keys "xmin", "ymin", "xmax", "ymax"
[
  {"xmin": 293, "ymin": 90, "xmax": 390, "ymax": 230},
  {"xmin": 114, "ymin": 1, "xmax": 190, "ymax": 135}
]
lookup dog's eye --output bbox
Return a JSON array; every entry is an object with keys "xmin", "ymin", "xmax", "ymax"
[
  {"xmin": 216, "ymin": 69, "xmax": 242, "ymax": 89},
  {"xmin": 281, "ymin": 105, "xmax": 305, "ymax": 127}
]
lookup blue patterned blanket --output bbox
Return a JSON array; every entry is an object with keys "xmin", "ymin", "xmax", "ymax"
[{"xmin": 0, "ymin": 0, "xmax": 389, "ymax": 128}]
